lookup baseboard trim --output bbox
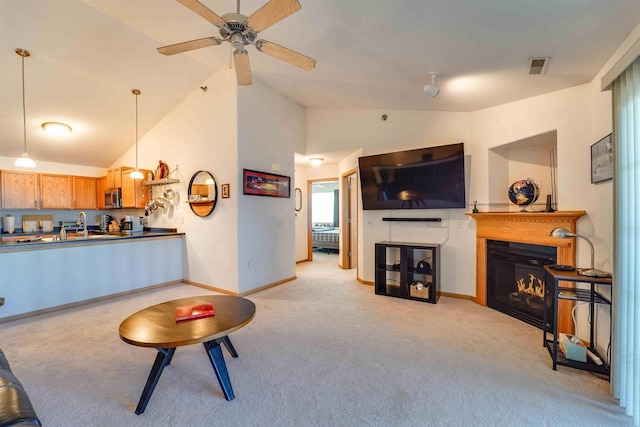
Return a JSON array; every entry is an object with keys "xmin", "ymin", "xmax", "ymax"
[
  {"xmin": 353, "ymin": 279, "xmax": 474, "ymax": 301},
  {"xmin": 439, "ymin": 291, "xmax": 476, "ymax": 301},
  {"xmin": 0, "ymin": 280, "xmax": 182, "ymax": 324},
  {"xmin": 183, "ymin": 276, "xmax": 298, "ymax": 297}
]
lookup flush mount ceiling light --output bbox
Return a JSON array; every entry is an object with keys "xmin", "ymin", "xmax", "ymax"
[
  {"xmin": 42, "ymin": 122, "xmax": 72, "ymax": 135},
  {"xmin": 14, "ymin": 48, "xmax": 36, "ymax": 168},
  {"xmin": 309, "ymin": 158, "xmax": 324, "ymax": 166},
  {"xmin": 130, "ymin": 89, "xmax": 144, "ymax": 180},
  {"xmin": 423, "ymin": 71, "xmax": 440, "ymax": 98}
]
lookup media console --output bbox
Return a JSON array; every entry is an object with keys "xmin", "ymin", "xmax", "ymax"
[{"xmin": 375, "ymin": 241, "xmax": 440, "ymax": 304}]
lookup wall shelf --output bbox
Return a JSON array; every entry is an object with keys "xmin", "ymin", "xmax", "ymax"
[{"xmin": 144, "ymin": 178, "xmax": 179, "ymax": 186}]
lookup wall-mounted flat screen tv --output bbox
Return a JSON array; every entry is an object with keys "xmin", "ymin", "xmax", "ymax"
[{"xmin": 358, "ymin": 142, "xmax": 466, "ymax": 210}]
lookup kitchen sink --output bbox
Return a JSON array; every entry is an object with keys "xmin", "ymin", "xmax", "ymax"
[{"xmin": 36, "ymin": 233, "xmax": 123, "ymax": 242}]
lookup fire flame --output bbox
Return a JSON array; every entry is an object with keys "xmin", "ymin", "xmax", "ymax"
[{"xmin": 516, "ymin": 273, "xmax": 545, "ymax": 298}]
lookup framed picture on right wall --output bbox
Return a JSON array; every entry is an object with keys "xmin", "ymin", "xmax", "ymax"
[{"xmin": 591, "ymin": 133, "xmax": 613, "ymax": 183}]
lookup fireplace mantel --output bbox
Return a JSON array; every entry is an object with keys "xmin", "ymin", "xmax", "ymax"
[{"xmin": 467, "ymin": 211, "xmax": 587, "ymax": 333}]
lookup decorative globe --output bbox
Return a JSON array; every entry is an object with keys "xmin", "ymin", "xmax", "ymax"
[{"xmin": 508, "ymin": 179, "xmax": 540, "ymax": 211}]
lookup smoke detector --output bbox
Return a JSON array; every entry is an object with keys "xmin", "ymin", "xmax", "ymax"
[{"xmin": 528, "ymin": 57, "xmax": 550, "ymax": 75}]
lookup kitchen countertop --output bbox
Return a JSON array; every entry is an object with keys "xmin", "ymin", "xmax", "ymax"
[{"xmin": 0, "ymin": 228, "xmax": 183, "ymax": 252}]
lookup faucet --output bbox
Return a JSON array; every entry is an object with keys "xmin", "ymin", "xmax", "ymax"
[{"xmin": 77, "ymin": 211, "xmax": 88, "ymax": 238}]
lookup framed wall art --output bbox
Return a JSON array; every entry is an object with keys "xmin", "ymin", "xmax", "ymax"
[
  {"xmin": 221, "ymin": 183, "xmax": 230, "ymax": 199},
  {"xmin": 591, "ymin": 133, "xmax": 613, "ymax": 183},
  {"xmin": 242, "ymin": 169, "xmax": 291, "ymax": 198}
]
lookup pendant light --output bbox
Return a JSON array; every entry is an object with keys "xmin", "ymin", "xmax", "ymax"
[
  {"xmin": 14, "ymin": 48, "xmax": 36, "ymax": 168},
  {"xmin": 130, "ymin": 89, "xmax": 144, "ymax": 179}
]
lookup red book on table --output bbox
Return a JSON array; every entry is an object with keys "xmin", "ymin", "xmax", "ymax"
[{"xmin": 175, "ymin": 302, "xmax": 215, "ymax": 322}]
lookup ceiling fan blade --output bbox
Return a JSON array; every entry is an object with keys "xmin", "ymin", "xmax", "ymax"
[
  {"xmin": 234, "ymin": 50, "xmax": 253, "ymax": 86},
  {"xmin": 157, "ymin": 37, "xmax": 221, "ymax": 55},
  {"xmin": 247, "ymin": 0, "xmax": 301, "ymax": 33},
  {"xmin": 176, "ymin": 0, "xmax": 225, "ymax": 26},
  {"xmin": 256, "ymin": 40, "xmax": 316, "ymax": 71}
]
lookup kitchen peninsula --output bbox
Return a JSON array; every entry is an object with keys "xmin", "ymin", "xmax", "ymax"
[{"xmin": 0, "ymin": 230, "xmax": 184, "ymax": 321}]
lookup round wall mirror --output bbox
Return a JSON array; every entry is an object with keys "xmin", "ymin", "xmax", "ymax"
[{"xmin": 187, "ymin": 170, "xmax": 218, "ymax": 217}]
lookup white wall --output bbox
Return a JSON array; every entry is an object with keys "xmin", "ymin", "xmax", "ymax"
[
  {"xmin": 306, "ymin": 108, "xmax": 475, "ymax": 295},
  {"xmin": 236, "ymin": 80, "xmax": 305, "ymax": 293},
  {"xmin": 471, "ymin": 81, "xmax": 613, "ymax": 272},
  {"xmin": 0, "ymin": 157, "xmax": 106, "ymax": 177},
  {"xmin": 112, "ymin": 68, "xmax": 242, "ymax": 293},
  {"xmin": 305, "ymin": 80, "xmax": 614, "ymax": 301}
]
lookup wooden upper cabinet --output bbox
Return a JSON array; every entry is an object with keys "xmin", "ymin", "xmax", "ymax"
[
  {"xmin": 121, "ymin": 168, "xmax": 151, "ymax": 208},
  {"xmin": 1, "ymin": 170, "xmax": 39, "ymax": 209},
  {"xmin": 73, "ymin": 176, "xmax": 98, "ymax": 210},
  {"xmin": 97, "ymin": 176, "xmax": 108, "ymax": 209},
  {"xmin": 40, "ymin": 173, "xmax": 72, "ymax": 209},
  {"xmin": 107, "ymin": 167, "xmax": 122, "ymax": 189}
]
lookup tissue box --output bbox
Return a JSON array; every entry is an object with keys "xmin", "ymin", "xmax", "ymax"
[{"xmin": 559, "ymin": 333, "xmax": 587, "ymax": 362}]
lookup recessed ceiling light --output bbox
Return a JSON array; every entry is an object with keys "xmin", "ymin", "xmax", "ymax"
[{"xmin": 42, "ymin": 122, "xmax": 72, "ymax": 135}]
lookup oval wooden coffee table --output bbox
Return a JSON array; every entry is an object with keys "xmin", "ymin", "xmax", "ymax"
[{"xmin": 119, "ymin": 295, "xmax": 255, "ymax": 414}]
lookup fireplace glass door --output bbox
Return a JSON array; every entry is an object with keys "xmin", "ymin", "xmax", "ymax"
[{"xmin": 487, "ymin": 240, "xmax": 557, "ymax": 329}]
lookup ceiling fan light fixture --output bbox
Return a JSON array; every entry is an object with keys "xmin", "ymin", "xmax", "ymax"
[
  {"xmin": 159, "ymin": 0, "xmax": 315, "ymax": 85},
  {"xmin": 14, "ymin": 48, "xmax": 36, "ymax": 168},
  {"xmin": 42, "ymin": 122, "xmax": 72, "ymax": 135},
  {"xmin": 131, "ymin": 89, "xmax": 143, "ymax": 180},
  {"xmin": 423, "ymin": 71, "xmax": 440, "ymax": 98},
  {"xmin": 309, "ymin": 157, "xmax": 324, "ymax": 166}
]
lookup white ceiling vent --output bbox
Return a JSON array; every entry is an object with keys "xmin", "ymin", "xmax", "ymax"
[{"xmin": 528, "ymin": 57, "xmax": 550, "ymax": 75}]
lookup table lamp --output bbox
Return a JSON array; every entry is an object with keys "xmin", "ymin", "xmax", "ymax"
[{"xmin": 549, "ymin": 227, "xmax": 611, "ymax": 277}]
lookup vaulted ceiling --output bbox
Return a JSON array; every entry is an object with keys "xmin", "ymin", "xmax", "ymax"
[{"xmin": 1, "ymin": 0, "xmax": 639, "ymax": 167}]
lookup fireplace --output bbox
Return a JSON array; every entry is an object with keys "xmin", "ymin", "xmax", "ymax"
[
  {"xmin": 467, "ymin": 211, "xmax": 586, "ymax": 333},
  {"xmin": 487, "ymin": 240, "xmax": 557, "ymax": 329}
]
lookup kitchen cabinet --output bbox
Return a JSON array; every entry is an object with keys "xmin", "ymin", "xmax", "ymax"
[
  {"xmin": 97, "ymin": 176, "xmax": 108, "ymax": 209},
  {"xmin": 1, "ymin": 170, "xmax": 39, "ymax": 209},
  {"xmin": 121, "ymin": 168, "xmax": 151, "ymax": 208},
  {"xmin": 40, "ymin": 174, "xmax": 72, "ymax": 209},
  {"xmin": 73, "ymin": 176, "xmax": 98, "ymax": 209},
  {"xmin": 107, "ymin": 167, "xmax": 122, "ymax": 189}
]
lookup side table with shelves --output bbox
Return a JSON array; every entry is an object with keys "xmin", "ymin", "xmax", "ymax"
[
  {"xmin": 542, "ymin": 265, "xmax": 611, "ymax": 377},
  {"xmin": 375, "ymin": 241, "xmax": 440, "ymax": 304}
]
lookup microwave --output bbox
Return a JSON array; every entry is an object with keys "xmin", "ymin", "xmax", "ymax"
[{"xmin": 104, "ymin": 188, "xmax": 121, "ymax": 209}]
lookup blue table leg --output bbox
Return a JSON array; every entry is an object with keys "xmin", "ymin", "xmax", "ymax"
[
  {"xmin": 135, "ymin": 347, "xmax": 175, "ymax": 415},
  {"xmin": 204, "ymin": 339, "xmax": 235, "ymax": 400},
  {"xmin": 222, "ymin": 336, "xmax": 239, "ymax": 358}
]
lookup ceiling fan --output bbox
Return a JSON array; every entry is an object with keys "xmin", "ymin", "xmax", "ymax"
[{"xmin": 158, "ymin": 0, "xmax": 316, "ymax": 86}]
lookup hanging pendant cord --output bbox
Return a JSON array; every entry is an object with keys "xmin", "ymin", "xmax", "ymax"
[
  {"xmin": 132, "ymin": 89, "xmax": 141, "ymax": 170},
  {"xmin": 21, "ymin": 53, "xmax": 27, "ymax": 153},
  {"xmin": 135, "ymin": 92, "xmax": 139, "ymax": 169}
]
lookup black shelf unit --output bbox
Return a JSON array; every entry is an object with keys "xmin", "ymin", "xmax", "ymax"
[
  {"xmin": 375, "ymin": 241, "xmax": 440, "ymax": 304},
  {"xmin": 542, "ymin": 265, "xmax": 612, "ymax": 377}
]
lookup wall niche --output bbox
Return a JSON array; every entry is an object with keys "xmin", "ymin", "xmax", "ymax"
[{"xmin": 487, "ymin": 130, "xmax": 558, "ymax": 212}]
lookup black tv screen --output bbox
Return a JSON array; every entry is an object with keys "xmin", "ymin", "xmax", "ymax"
[{"xmin": 358, "ymin": 143, "xmax": 466, "ymax": 210}]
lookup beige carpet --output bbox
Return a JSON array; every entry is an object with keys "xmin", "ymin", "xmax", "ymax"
[{"xmin": 0, "ymin": 253, "xmax": 630, "ymax": 426}]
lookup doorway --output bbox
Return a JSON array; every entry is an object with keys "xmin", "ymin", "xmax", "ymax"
[
  {"xmin": 308, "ymin": 179, "xmax": 340, "ymax": 260},
  {"xmin": 341, "ymin": 169, "xmax": 358, "ymax": 270}
]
